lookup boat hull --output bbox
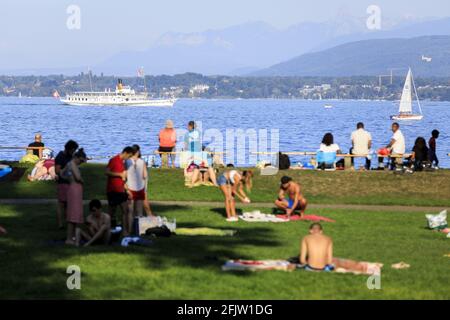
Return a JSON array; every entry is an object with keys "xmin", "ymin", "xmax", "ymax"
[
  {"xmin": 60, "ymin": 98, "xmax": 177, "ymax": 107},
  {"xmin": 391, "ymin": 114, "xmax": 423, "ymax": 121}
]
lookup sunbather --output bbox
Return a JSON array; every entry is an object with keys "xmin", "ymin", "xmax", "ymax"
[
  {"xmin": 300, "ymin": 223, "xmax": 382, "ymax": 274},
  {"xmin": 275, "ymin": 176, "xmax": 308, "ymax": 217},
  {"xmin": 217, "ymin": 170, "xmax": 253, "ymax": 222},
  {"xmin": 27, "ymin": 149, "xmax": 56, "ymax": 181},
  {"xmin": 76, "ymin": 199, "xmax": 111, "ymax": 247}
]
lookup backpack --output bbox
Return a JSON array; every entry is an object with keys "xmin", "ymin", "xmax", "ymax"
[{"xmin": 278, "ymin": 152, "xmax": 291, "ymax": 170}]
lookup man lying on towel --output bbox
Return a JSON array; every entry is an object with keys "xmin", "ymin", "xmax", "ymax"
[
  {"xmin": 300, "ymin": 223, "xmax": 382, "ymax": 274},
  {"xmin": 275, "ymin": 176, "xmax": 308, "ymax": 218}
]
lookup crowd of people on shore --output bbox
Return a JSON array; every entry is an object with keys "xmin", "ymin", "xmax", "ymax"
[
  {"xmin": 53, "ymin": 140, "xmax": 154, "ymax": 246},
  {"xmin": 316, "ymin": 122, "xmax": 440, "ymax": 171},
  {"xmin": 15, "ymin": 120, "xmax": 442, "ymax": 250}
]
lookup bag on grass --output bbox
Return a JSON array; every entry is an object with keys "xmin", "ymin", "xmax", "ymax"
[
  {"xmin": 426, "ymin": 210, "xmax": 448, "ymax": 230},
  {"xmin": 278, "ymin": 152, "xmax": 291, "ymax": 170},
  {"xmin": 145, "ymin": 225, "xmax": 172, "ymax": 237}
]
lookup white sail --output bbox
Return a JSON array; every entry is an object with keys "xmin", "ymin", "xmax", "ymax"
[{"xmin": 399, "ymin": 68, "xmax": 412, "ymax": 114}]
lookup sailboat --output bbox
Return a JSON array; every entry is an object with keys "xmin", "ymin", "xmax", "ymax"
[{"xmin": 391, "ymin": 68, "xmax": 423, "ymax": 121}]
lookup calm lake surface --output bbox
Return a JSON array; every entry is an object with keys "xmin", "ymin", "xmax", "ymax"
[{"xmin": 0, "ymin": 97, "xmax": 448, "ymax": 167}]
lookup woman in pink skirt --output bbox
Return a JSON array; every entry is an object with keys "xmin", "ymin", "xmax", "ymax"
[{"xmin": 62, "ymin": 148, "xmax": 87, "ymax": 246}]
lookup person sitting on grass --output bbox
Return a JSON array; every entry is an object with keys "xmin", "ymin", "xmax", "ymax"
[
  {"xmin": 275, "ymin": 176, "xmax": 308, "ymax": 218},
  {"xmin": 409, "ymin": 137, "xmax": 430, "ymax": 171},
  {"xmin": 300, "ymin": 223, "xmax": 382, "ymax": 274},
  {"xmin": 27, "ymin": 149, "xmax": 56, "ymax": 181},
  {"xmin": 76, "ymin": 199, "xmax": 111, "ymax": 247},
  {"xmin": 217, "ymin": 170, "xmax": 253, "ymax": 222}
]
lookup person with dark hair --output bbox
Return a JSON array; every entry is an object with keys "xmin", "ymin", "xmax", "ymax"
[
  {"xmin": 319, "ymin": 133, "xmax": 341, "ymax": 153},
  {"xmin": 275, "ymin": 176, "xmax": 308, "ymax": 217},
  {"xmin": 61, "ymin": 148, "xmax": 87, "ymax": 246},
  {"xmin": 429, "ymin": 129, "xmax": 440, "ymax": 168},
  {"xmin": 378, "ymin": 122, "xmax": 406, "ymax": 170},
  {"xmin": 350, "ymin": 122, "xmax": 372, "ymax": 170},
  {"xmin": 217, "ymin": 170, "xmax": 253, "ymax": 222},
  {"xmin": 76, "ymin": 199, "xmax": 111, "ymax": 247},
  {"xmin": 184, "ymin": 121, "xmax": 201, "ymax": 153},
  {"xmin": 54, "ymin": 140, "xmax": 79, "ymax": 229},
  {"xmin": 105, "ymin": 147, "xmax": 134, "ymax": 235},
  {"xmin": 126, "ymin": 145, "xmax": 147, "ymax": 218},
  {"xmin": 410, "ymin": 137, "xmax": 430, "ymax": 171}
]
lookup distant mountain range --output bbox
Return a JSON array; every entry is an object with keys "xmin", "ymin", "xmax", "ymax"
[
  {"xmin": 252, "ymin": 35, "xmax": 450, "ymax": 77},
  {"xmin": 3, "ymin": 16, "xmax": 450, "ymax": 77},
  {"xmin": 94, "ymin": 16, "xmax": 450, "ymax": 76}
]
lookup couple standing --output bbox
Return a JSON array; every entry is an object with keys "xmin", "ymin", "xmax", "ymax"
[{"xmin": 106, "ymin": 145, "xmax": 152, "ymax": 236}]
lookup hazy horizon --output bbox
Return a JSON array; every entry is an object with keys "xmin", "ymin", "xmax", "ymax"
[{"xmin": 2, "ymin": 0, "xmax": 450, "ymax": 74}]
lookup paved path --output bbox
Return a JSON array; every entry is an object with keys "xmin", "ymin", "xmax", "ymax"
[{"xmin": 0, "ymin": 198, "xmax": 447, "ymax": 213}]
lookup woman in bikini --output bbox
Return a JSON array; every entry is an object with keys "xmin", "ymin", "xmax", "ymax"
[{"xmin": 217, "ymin": 169, "xmax": 253, "ymax": 222}]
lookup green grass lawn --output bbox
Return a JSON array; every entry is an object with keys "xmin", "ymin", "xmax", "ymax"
[
  {"xmin": 1, "ymin": 163, "xmax": 450, "ymax": 206},
  {"xmin": 1, "ymin": 203, "xmax": 449, "ymax": 299}
]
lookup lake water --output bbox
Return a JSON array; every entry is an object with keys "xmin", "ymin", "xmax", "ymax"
[{"xmin": 0, "ymin": 97, "xmax": 448, "ymax": 167}]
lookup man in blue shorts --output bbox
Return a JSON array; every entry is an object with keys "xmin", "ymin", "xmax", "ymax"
[{"xmin": 275, "ymin": 176, "xmax": 308, "ymax": 217}]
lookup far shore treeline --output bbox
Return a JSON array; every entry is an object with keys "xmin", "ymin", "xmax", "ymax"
[{"xmin": 2, "ymin": 73, "xmax": 450, "ymax": 101}]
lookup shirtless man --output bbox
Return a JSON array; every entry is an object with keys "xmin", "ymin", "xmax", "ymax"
[
  {"xmin": 275, "ymin": 176, "xmax": 308, "ymax": 217},
  {"xmin": 300, "ymin": 223, "xmax": 382, "ymax": 274},
  {"xmin": 300, "ymin": 223, "xmax": 334, "ymax": 271},
  {"xmin": 76, "ymin": 199, "xmax": 111, "ymax": 247}
]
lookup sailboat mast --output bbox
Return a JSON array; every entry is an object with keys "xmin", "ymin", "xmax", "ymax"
[{"xmin": 410, "ymin": 69, "xmax": 423, "ymax": 115}]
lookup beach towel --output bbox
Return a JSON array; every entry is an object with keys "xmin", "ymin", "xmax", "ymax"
[
  {"xmin": 239, "ymin": 211, "xmax": 288, "ymax": 223},
  {"xmin": 175, "ymin": 228, "xmax": 236, "ymax": 237},
  {"xmin": 222, "ymin": 260, "xmax": 295, "ymax": 272},
  {"xmin": 276, "ymin": 214, "xmax": 336, "ymax": 223}
]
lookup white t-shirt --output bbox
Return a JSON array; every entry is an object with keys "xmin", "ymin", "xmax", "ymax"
[
  {"xmin": 351, "ymin": 129, "xmax": 372, "ymax": 155},
  {"xmin": 126, "ymin": 158, "xmax": 146, "ymax": 191},
  {"xmin": 391, "ymin": 129, "xmax": 406, "ymax": 154},
  {"xmin": 319, "ymin": 143, "xmax": 340, "ymax": 153}
]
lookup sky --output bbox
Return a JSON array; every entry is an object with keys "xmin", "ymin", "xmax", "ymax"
[{"xmin": 1, "ymin": 0, "xmax": 450, "ymax": 70}]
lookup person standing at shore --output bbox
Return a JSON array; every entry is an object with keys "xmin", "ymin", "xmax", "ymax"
[
  {"xmin": 61, "ymin": 148, "xmax": 87, "ymax": 246},
  {"xmin": 429, "ymin": 129, "xmax": 440, "ymax": 168},
  {"xmin": 126, "ymin": 145, "xmax": 147, "ymax": 218},
  {"xmin": 106, "ymin": 147, "xmax": 134, "ymax": 235},
  {"xmin": 158, "ymin": 120, "xmax": 177, "ymax": 168},
  {"xmin": 184, "ymin": 121, "xmax": 201, "ymax": 153},
  {"xmin": 54, "ymin": 140, "xmax": 79, "ymax": 229}
]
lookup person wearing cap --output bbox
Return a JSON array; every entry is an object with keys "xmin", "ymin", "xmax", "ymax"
[
  {"xmin": 158, "ymin": 120, "xmax": 177, "ymax": 168},
  {"xmin": 28, "ymin": 134, "xmax": 45, "ymax": 158}
]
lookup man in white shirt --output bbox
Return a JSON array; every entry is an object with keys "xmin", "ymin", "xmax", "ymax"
[
  {"xmin": 378, "ymin": 123, "xmax": 406, "ymax": 169},
  {"xmin": 351, "ymin": 122, "xmax": 372, "ymax": 170}
]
